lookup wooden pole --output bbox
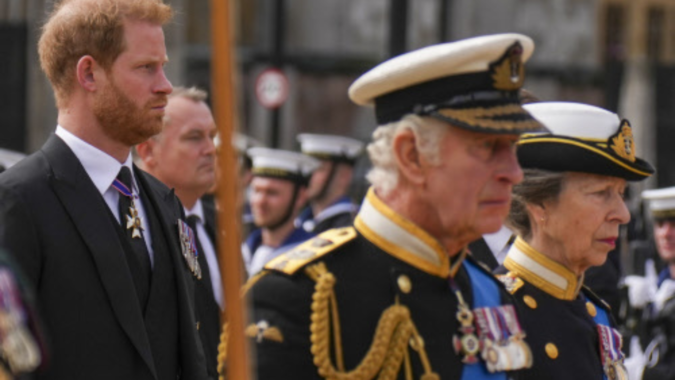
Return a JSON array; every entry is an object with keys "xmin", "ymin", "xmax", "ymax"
[{"xmin": 210, "ymin": 0, "xmax": 250, "ymax": 379}]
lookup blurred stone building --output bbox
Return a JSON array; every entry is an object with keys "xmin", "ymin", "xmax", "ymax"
[{"xmin": 2, "ymin": 0, "xmax": 675, "ymax": 190}]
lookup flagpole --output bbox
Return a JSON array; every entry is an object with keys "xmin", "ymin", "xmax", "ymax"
[{"xmin": 210, "ymin": 0, "xmax": 250, "ymax": 379}]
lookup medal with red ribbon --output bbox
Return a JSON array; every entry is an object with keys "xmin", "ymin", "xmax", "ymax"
[
  {"xmin": 473, "ymin": 304, "xmax": 532, "ymax": 372},
  {"xmin": 597, "ymin": 324, "xmax": 628, "ymax": 380}
]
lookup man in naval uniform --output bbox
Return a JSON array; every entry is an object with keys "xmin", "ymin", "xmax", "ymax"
[
  {"xmin": 295, "ymin": 134, "xmax": 364, "ymax": 234},
  {"xmin": 136, "ymin": 86, "xmax": 222, "ymax": 379},
  {"xmin": 0, "ymin": 1, "xmax": 208, "ymax": 379},
  {"xmin": 235, "ymin": 34, "xmax": 544, "ymax": 379},
  {"xmin": 242, "ymin": 148, "xmax": 320, "ymax": 276},
  {"xmin": 624, "ymin": 187, "xmax": 675, "ymax": 380}
]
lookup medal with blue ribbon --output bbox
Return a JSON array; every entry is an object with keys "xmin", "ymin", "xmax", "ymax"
[{"xmin": 112, "ymin": 178, "xmax": 144, "ymax": 239}]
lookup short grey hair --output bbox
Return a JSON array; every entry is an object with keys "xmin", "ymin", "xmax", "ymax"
[
  {"xmin": 366, "ymin": 115, "xmax": 447, "ymax": 196},
  {"xmin": 508, "ymin": 169, "xmax": 566, "ymax": 239},
  {"xmin": 169, "ymin": 86, "xmax": 208, "ymax": 102},
  {"xmin": 162, "ymin": 86, "xmax": 209, "ymax": 127}
]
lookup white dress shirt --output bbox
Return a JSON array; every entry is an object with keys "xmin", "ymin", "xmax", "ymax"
[
  {"xmin": 185, "ymin": 200, "xmax": 224, "ymax": 309},
  {"xmin": 482, "ymin": 225, "xmax": 514, "ymax": 265},
  {"xmin": 55, "ymin": 126, "xmax": 155, "ymax": 266}
]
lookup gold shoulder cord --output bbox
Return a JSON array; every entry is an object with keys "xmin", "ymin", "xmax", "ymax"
[
  {"xmin": 305, "ymin": 262, "xmax": 439, "ymax": 380},
  {"xmin": 218, "ymin": 322, "xmax": 229, "ymax": 380}
]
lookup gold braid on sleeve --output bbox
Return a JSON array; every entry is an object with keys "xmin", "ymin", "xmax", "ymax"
[{"xmin": 305, "ymin": 262, "xmax": 439, "ymax": 380}]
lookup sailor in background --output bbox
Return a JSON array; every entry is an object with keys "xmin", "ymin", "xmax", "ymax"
[
  {"xmin": 624, "ymin": 187, "xmax": 675, "ymax": 380},
  {"xmin": 496, "ymin": 102, "xmax": 654, "ymax": 380},
  {"xmin": 295, "ymin": 134, "xmax": 364, "ymax": 234},
  {"xmin": 242, "ymin": 148, "xmax": 320, "ymax": 276},
  {"xmin": 230, "ymin": 133, "xmax": 263, "ymax": 237},
  {"xmin": 231, "ymin": 33, "xmax": 544, "ymax": 380}
]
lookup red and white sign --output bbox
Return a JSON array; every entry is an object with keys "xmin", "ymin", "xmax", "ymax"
[{"xmin": 255, "ymin": 68, "xmax": 289, "ymax": 109}]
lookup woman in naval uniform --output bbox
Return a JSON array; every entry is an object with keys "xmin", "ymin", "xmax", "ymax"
[{"xmin": 496, "ymin": 102, "xmax": 654, "ymax": 380}]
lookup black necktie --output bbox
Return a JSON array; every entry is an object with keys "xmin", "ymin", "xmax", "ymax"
[
  {"xmin": 186, "ymin": 215, "xmax": 213, "ymax": 294},
  {"xmin": 116, "ymin": 167, "xmax": 152, "ymax": 307}
]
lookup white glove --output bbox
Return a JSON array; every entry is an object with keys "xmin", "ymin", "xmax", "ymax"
[
  {"xmin": 624, "ymin": 336, "xmax": 645, "ymax": 380},
  {"xmin": 625, "ymin": 275, "xmax": 651, "ymax": 309}
]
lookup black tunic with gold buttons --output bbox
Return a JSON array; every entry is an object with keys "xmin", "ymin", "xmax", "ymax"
[
  {"xmin": 495, "ymin": 237, "xmax": 626, "ymax": 380},
  {"xmin": 239, "ymin": 189, "xmax": 533, "ymax": 380}
]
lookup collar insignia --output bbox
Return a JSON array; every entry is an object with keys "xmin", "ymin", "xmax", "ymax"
[
  {"xmin": 609, "ymin": 120, "xmax": 636, "ymax": 162},
  {"xmin": 490, "ymin": 42, "xmax": 525, "ymax": 91}
]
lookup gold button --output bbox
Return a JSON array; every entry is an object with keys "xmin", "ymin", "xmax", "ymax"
[
  {"xmin": 523, "ymin": 295, "xmax": 537, "ymax": 309},
  {"xmin": 545, "ymin": 343, "xmax": 558, "ymax": 359},
  {"xmin": 196, "ymin": 322, "xmax": 201, "ymax": 331},
  {"xmin": 586, "ymin": 302, "xmax": 597, "ymax": 317},
  {"xmin": 397, "ymin": 275, "xmax": 412, "ymax": 294}
]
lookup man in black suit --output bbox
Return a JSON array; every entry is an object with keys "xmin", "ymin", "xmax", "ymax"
[
  {"xmin": 137, "ymin": 86, "xmax": 221, "ymax": 379},
  {"xmin": 0, "ymin": 1, "xmax": 207, "ymax": 379}
]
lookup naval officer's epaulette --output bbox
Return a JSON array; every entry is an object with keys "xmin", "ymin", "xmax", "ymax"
[
  {"xmin": 263, "ymin": 227, "xmax": 357, "ymax": 275},
  {"xmin": 495, "ymin": 271, "xmax": 525, "ymax": 295}
]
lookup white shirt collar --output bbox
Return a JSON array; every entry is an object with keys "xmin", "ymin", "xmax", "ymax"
[
  {"xmin": 483, "ymin": 225, "xmax": 514, "ymax": 263},
  {"xmin": 55, "ymin": 125, "xmax": 136, "ymax": 195},
  {"xmin": 184, "ymin": 199, "xmax": 205, "ymax": 222}
]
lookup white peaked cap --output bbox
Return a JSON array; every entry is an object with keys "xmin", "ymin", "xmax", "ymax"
[
  {"xmin": 643, "ymin": 187, "xmax": 675, "ymax": 218},
  {"xmin": 297, "ymin": 134, "xmax": 364, "ymax": 160},
  {"xmin": 517, "ymin": 101, "xmax": 654, "ymax": 181},
  {"xmin": 248, "ymin": 147, "xmax": 320, "ymax": 179},
  {"xmin": 349, "ymin": 33, "xmax": 534, "ymax": 106},
  {"xmin": 523, "ymin": 102, "xmax": 621, "ymax": 140}
]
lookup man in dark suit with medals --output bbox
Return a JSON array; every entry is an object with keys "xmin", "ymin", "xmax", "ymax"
[
  {"xmin": 0, "ymin": 1, "xmax": 207, "ymax": 379},
  {"xmin": 137, "ymin": 86, "xmax": 222, "ymax": 379},
  {"xmin": 229, "ymin": 34, "xmax": 545, "ymax": 379}
]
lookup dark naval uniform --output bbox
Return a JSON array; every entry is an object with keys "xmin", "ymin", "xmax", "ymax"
[
  {"xmin": 639, "ymin": 269, "xmax": 675, "ymax": 380},
  {"xmin": 243, "ymin": 189, "xmax": 533, "ymax": 379},
  {"xmin": 295, "ymin": 196, "xmax": 359, "ymax": 235},
  {"xmin": 242, "ymin": 227, "xmax": 314, "ymax": 276},
  {"xmin": 496, "ymin": 237, "xmax": 627, "ymax": 380}
]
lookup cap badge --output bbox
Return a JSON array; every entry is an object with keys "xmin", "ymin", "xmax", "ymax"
[
  {"xmin": 609, "ymin": 120, "xmax": 636, "ymax": 163},
  {"xmin": 490, "ymin": 42, "xmax": 525, "ymax": 91}
]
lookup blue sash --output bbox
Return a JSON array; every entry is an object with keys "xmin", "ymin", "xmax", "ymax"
[
  {"xmin": 587, "ymin": 296, "xmax": 619, "ymax": 380},
  {"xmin": 461, "ymin": 260, "xmax": 507, "ymax": 380}
]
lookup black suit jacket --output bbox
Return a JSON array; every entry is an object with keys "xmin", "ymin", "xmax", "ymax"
[
  {"xmin": 0, "ymin": 135, "xmax": 207, "ymax": 380},
  {"xmin": 195, "ymin": 197, "xmax": 222, "ymax": 379}
]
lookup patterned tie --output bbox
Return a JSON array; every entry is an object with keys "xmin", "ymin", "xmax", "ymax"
[{"xmin": 115, "ymin": 167, "xmax": 152, "ymax": 307}]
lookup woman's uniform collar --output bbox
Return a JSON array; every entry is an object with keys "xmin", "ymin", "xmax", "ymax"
[
  {"xmin": 503, "ymin": 237, "xmax": 584, "ymax": 300},
  {"xmin": 354, "ymin": 188, "xmax": 463, "ymax": 278}
]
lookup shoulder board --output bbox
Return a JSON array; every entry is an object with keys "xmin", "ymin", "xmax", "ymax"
[
  {"xmin": 496, "ymin": 271, "xmax": 525, "ymax": 295},
  {"xmin": 582, "ymin": 285, "xmax": 612, "ymax": 311},
  {"xmin": 264, "ymin": 227, "xmax": 357, "ymax": 275}
]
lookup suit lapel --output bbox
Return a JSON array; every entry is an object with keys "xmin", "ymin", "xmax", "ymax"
[
  {"xmin": 135, "ymin": 167, "xmax": 208, "ymax": 378},
  {"xmin": 42, "ymin": 136, "xmax": 157, "ymax": 379}
]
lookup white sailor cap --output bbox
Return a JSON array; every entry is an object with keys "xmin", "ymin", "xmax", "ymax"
[
  {"xmin": 348, "ymin": 33, "xmax": 544, "ymax": 134},
  {"xmin": 232, "ymin": 133, "xmax": 263, "ymax": 153},
  {"xmin": 642, "ymin": 187, "xmax": 675, "ymax": 220},
  {"xmin": 297, "ymin": 134, "xmax": 364, "ymax": 164},
  {"xmin": 247, "ymin": 147, "xmax": 320, "ymax": 185},
  {"xmin": 518, "ymin": 102, "xmax": 654, "ymax": 181}
]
